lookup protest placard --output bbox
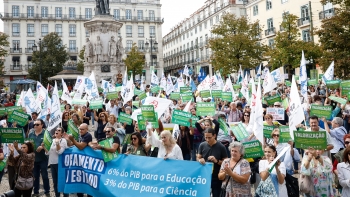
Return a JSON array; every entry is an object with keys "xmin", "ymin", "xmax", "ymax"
[
  {"xmin": 233, "ymin": 84, "xmax": 241, "ymax": 90},
  {"xmin": 342, "ymin": 87, "xmax": 350, "ymax": 97},
  {"xmin": 170, "ymin": 92, "xmax": 180, "ymax": 100},
  {"xmin": 200, "ymin": 90, "xmax": 211, "ymax": 98},
  {"xmin": 285, "ymin": 81, "xmax": 291, "ymax": 87},
  {"xmin": 326, "ymin": 80, "xmax": 341, "ymax": 89},
  {"xmin": 222, "ymin": 92, "xmax": 233, "ymax": 102},
  {"xmin": 67, "ymin": 120, "xmax": 79, "ymax": 141},
  {"xmin": 328, "ymin": 96, "xmax": 347, "ymax": 105},
  {"xmin": 307, "ymin": 79, "xmax": 318, "ymax": 86},
  {"xmin": 263, "ymin": 125, "xmax": 275, "ymax": 138},
  {"xmin": 211, "ymin": 90, "xmax": 222, "ymax": 98},
  {"xmin": 230, "ymin": 122, "xmax": 249, "ymax": 141},
  {"xmin": 106, "ymin": 91, "xmax": 119, "ymax": 100},
  {"xmin": 6, "ymin": 106, "xmax": 23, "ymax": 116},
  {"xmin": 310, "ymin": 104, "xmax": 332, "ymax": 119},
  {"xmin": 118, "ymin": 112, "xmax": 133, "ymax": 125},
  {"xmin": 180, "ymin": 92, "xmax": 192, "ymax": 102},
  {"xmin": 196, "ymin": 102, "xmax": 216, "ymax": 116},
  {"xmin": 89, "ymin": 100, "xmax": 103, "ymax": 110},
  {"xmin": 281, "ymin": 98, "xmax": 289, "ymax": 110},
  {"xmin": 138, "ymin": 92, "xmax": 147, "ymax": 100},
  {"xmin": 137, "ymin": 115, "xmax": 146, "ymax": 130},
  {"xmin": 294, "ymin": 131, "xmax": 327, "ymax": 149},
  {"xmin": 266, "ymin": 108, "xmax": 285, "ymax": 120},
  {"xmin": 43, "ymin": 130, "xmax": 53, "ymax": 151},
  {"xmin": 141, "ymin": 105, "xmax": 157, "ymax": 122},
  {"xmin": 243, "ymin": 140, "xmax": 264, "ymax": 158},
  {"xmin": 99, "ymin": 138, "xmax": 118, "ymax": 162},
  {"xmin": 0, "ymin": 157, "xmax": 7, "ymax": 172},
  {"xmin": 218, "ymin": 118, "xmax": 230, "ymax": 136},
  {"xmin": 180, "ymin": 87, "xmax": 191, "ymax": 93},
  {"xmin": 72, "ymin": 99, "xmax": 87, "ymax": 105},
  {"xmin": 279, "ymin": 126, "xmax": 292, "ymax": 143},
  {"xmin": 151, "ymin": 86, "xmax": 161, "ymax": 94},
  {"xmin": 132, "ymin": 101, "xmax": 140, "ymax": 108},
  {"xmin": 265, "ymin": 95, "xmax": 282, "ymax": 106},
  {"xmin": 171, "ymin": 110, "xmax": 192, "ymax": 127},
  {"xmin": 8, "ymin": 110, "xmax": 29, "ymax": 126},
  {"xmin": 134, "ymin": 88, "xmax": 143, "ymax": 96},
  {"xmin": 0, "ymin": 108, "xmax": 6, "ymax": 116},
  {"xmin": 191, "ymin": 115, "xmax": 199, "ymax": 123},
  {"xmin": 0, "ymin": 128, "xmax": 24, "ymax": 143}
]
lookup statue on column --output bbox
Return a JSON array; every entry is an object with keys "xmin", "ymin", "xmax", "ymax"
[
  {"xmin": 95, "ymin": 0, "xmax": 110, "ymax": 15},
  {"xmin": 116, "ymin": 37, "xmax": 124, "ymax": 63},
  {"xmin": 95, "ymin": 36, "xmax": 103, "ymax": 63},
  {"xmin": 108, "ymin": 36, "xmax": 117, "ymax": 62},
  {"xmin": 84, "ymin": 38, "xmax": 93, "ymax": 63}
]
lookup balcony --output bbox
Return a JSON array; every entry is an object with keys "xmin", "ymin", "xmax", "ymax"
[
  {"xmin": 319, "ymin": 8, "xmax": 336, "ymax": 20},
  {"xmin": 68, "ymin": 47, "xmax": 78, "ymax": 53},
  {"xmin": 126, "ymin": 33, "xmax": 132, "ymax": 37},
  {"xmin": 138, "ymin": 33, "xmax": 144, "ymax": 37},
  {"xmin": 10, "ymin": 65, "xmax": 22, "ymax": 71},
  {"xmin": 25, "ymin": 48, "xmax": 33, "ymax": 53},
  {"xmin": 0, "ymin": 13, "xmax": 96, "ymax": 21},
  {"xmin": 25, "ymin": 64, "xmax": 34, "ymax": 70},
  {"xmin": 264, "ymin": 27, "xmax": 276, "ymax": 37},
  {"xmin": 27, "ymin": 32, "xmax": 35, "ymax": 37},
  {"xmin": 113, "ymin": 16, "xmax": 164, "ymax": 23},
  {"xmin": 297, "ymin": 17, "xmax": 310, "ymax": 27},
  {"xmin": 69, "ymin": 32, "xmax": 76, "ymax": 37},
  {"xmin": 10, "ymin": 48, "xmax": 22, "ymax": 53},
  {"xmin": 147, "ymin": 62, "xmax": 159, "ymax": 67},
  {"xmin": 12, "ymin": 32, "xmax": 20, "ymax": 37},
  {"xmin": 56, "ymin": 32, "xmax": 63, "ymax": 37}
]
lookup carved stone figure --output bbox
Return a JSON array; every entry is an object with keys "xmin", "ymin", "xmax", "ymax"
[
  {"xmin": 116, "ymin": 37, "xmax": 124, "ymax": 63},
  {"xmin": 108, "ymin": 36, "xmax": 117, "ymax": 62},
  {"xmin": 95, "ymin": 36, "xmax": 103, "ymax": 63},
  {"xmin": 95, "ymin": 0, "xmax": 109, "ymax": 15},
  {"xmin": 84, "ymin": 38, "xmax": 94, "ymax": 63}
]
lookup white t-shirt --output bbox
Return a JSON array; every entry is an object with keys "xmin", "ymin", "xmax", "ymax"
[{"xmin": 259, "ymin": 160, "xmax": 288, "ymax": 197}]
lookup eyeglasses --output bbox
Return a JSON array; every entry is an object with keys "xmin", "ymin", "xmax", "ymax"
[
  {"xmin": 345, "ymin": 141, "xmax": 350, "ymax": 144},
  {"xmin": 132, "ymin": 138, "xmax": 138, "ymax": 140},
  {"xmin": 34, "ymin": 124, "xmax": 41, "ymax": 126},
  {"xmin": 106, "ymin": 130, "xmax": 112, "ymax": 133},
  {"xmin": 245, "ymin": 106, "xmax": 250, "ymax": 108},
  {"xmin": 244, "ymin": 114, "xmax": 249, "ymax": 117},
  {"xmin": 274, "ymin": 105, "xmax": 280, "ymax": 107},
  {"xmin": 272, "ymin": 134, "xmax": 280, "ymax": 137}
]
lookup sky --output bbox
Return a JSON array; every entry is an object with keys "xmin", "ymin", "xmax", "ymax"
[{"xmin": 0, "ymin": 0, "xmax": 203, "ymax": 36}]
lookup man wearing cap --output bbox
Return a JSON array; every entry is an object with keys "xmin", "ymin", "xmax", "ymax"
[{"xmin": 274, "ymin": 101, "xmax": 289, "ymax": 125}]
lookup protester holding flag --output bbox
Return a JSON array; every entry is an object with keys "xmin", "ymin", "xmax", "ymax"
[
  {"xmin": 42, "ymin": 126, "xmax": 68, "ymax": 197},
  {"xmin": 126, "ymin": 132, "xmax": 150, "ymax": 156},
  {"xmin": 8, "ymin": 141, "xmax": 35, "ymax": 197},
  {"xmin": 93, "ymin": 111, "xmax": 108, "ymax": 140}
]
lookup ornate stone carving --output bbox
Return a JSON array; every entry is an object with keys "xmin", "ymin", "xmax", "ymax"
[
  {"xmin": 108, "ymin": 36, "xmax": 117, "ymax": 62},
  {"xmin": 95, "ymin": 36, "xmax": 103, "ymax": 63},
  {"xmin": 116, "ymin": 37, "xmax": 124, "ymax": 63},
  {"xmin": 84, "ymin": 38, "xmax": 94, "ymax": 63}
]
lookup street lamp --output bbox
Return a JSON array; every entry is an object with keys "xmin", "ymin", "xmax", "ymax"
[
  {"xmin": 145, "ymin": 37, "xmax": 158, "ymax": 68},
  {"xmin": 32, "ymin": 38, "xmax": 47, "ymax": 83}
]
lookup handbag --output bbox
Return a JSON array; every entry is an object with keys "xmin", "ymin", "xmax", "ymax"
[
  {"xmin": 15, "ymin": 160, "xmax": 34, "ymax": 190},
  {"xmin": 255, "ymin": 174, "xmax": 278, "ymax": 197},
  {"xmin": 219, "ymin": 158, "xmax": 242, "ymax": 197},
  {"xmin": 299, "ymin": 174, "xmax": 315, "ymax": 196},
  {"xmin": 285, "ymin": 173, "xmax": 299, "ymax": 197}
]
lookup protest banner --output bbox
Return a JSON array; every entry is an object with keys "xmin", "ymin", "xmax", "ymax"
[
  {"xmin": 151, "ymin": 86, "xmax": 161, "ymax": 94},
  {"xmin": 341, "ymin": 80, "xmax": 350, "ymax": 88},
  {"xmin": 200, "ymin": 90, "xmax": 211, "ymax": 98},
  {"xmin": 191, "ymin": 115, "xmax": 199, "ymax": 123},
  {"xmin": 0, "ymin": 128, "xmax": 24, "ymax": 143},
  {"xmin": 180, "ymin": 92, "xmax": 192, "ymax": 102},
  {"xmin": 230, "ymin": 122, "xmax": 249, "ymax": 141},
  {"xmin": 180, "ymin": 87, "xmax": 191, "ymax": 93},
  {"xmin": 279, "ymin": 126, "xmax": 292, "ymax": 143},
  {"xmin": 138, "ymin": 92, "xmax": 147, "ymax": 100},
  {"xmin": 0, "ymin": 108, "xmax": 6, "ymax": 116},
  {"xmin": 285, "ymin": 81, "xmax": 291, "ymax": 87},
  {"xmin": 326, "ymin": 80, "xmax": 341, "ymax": 89},
  {"xmin": 141, "ymin": 105, "xmax": 157, "ymax": 122},
  {"xmin": 169, "ymin": 93, "xmax": 180, "ymax": 100},
  {"xmin": 171, "ymin": 110, "xmax": 192, "ymax": 127},
  {"xmin": 67, "ymin": 120, "xmax": 79, "ymax": 141},
  {"xmin": 58, "ymin": 147, "xmax": 212, "ymax": 197},
  {"xmin": 106, "ymin": 91, "xmax": 119, "ymax": 100},
  {"xmin": 6, "ymin": 106, "xmax": 23, "ymax": 116},
  {"xmin": 211, "ymin": 90, "xmax": 222, "ymax": 98},
  {"xmin": 243, "ymin": 140, "xmax": 264, "ymax": 158},
  {"xmin": 122, "ymin": 134, "xmax": 132, "ymax": 146},
  {"xmin": 99, "ymin": 138, "xmax": 119, "ymax": 162},
  {"xmin": 342, "ymin": 87, "xmax": 350, "ymax": 97},
  {"xmin": 134, "ymin": 89, "xmax": 144, "ymax": 96},
  {"xmin": 263, "ymin": 125, "xmax": 275, "ymax": 138},
  {"xmin": 294, "ymin": 131, "xmax": 327, "ymax": 149},
  {"xmin": 218, "ymin": 118, "xmax": 230, "ymax": 136},
  {"xmin": 264, "ymin": 95, "xmax": 282, "ymax": 106},
  {"xmin": 310, "ymin": 69, "xmax": 318, "ymax": 80},
  {"xmin": 196, "ymin": 102, "xmax": 215, "ymax": 116},
  {"xmin": 72, "ymin": 99, "xmax": 87, "ymax": 105},
  {"xmin": 307, "ymin": 79, "xmax": 318, "ymax": 86},
  {"xmin": 90, "ymin": 100, "xmax": 103, "ymax": 110},
  {"xmin": 310, "ymin": 104, "xmax": 332, "ymax": 119},
  {"xmin": 266, "ymin": 108, "xmax": 285, "ymax": 120},
  {"xmin": 0, "ymin": 157, "xmax": 7, "ymax": 172},
  {"xmin": 132, "ymin": 101, "xmax": 140, "ymax": 108},
  {"xmin": 233, "ymin": 84, "xmax": 241, "ymax": 90},
  {"xmin": 221, "ymin": 92, "xmax": 233, "ymax": 102},
  {"xmin": 328, "ymin": 96, "xmax": 347, "ymax": 105},
  {"xmin": 8, "ymin": 110, "xmax": 29, "ymax": 126},
  {"xmin": 118, "ymin": 112, "xmax": 133, "ymax": 125},
  {"xmin": 137, "ymin": 115, "xmax": 146, "ymax": 130},
  {"xmin": 43, "ymin": 130, "xmax": 53, "ymax": 151}
]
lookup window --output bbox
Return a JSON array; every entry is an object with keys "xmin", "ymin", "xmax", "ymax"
[
  {"xmin": 216, "ymin": 15, "xmax": 219, "ymax": 23},
  {"xmin": 69, "ymin": 40, "xmax": 76, "ymax": 52},
  {"xmin": 13, "ymin": 40, "xmax": 20, "ymax": 50},
  {"xmin": 138, "ymin": 40, "xmax": 144, "ymax": 50},
  {"xmin": 41, "ymin": 24, "xmax": 48, "ymax": 36},
  {"xmin": 27, "ymin": 6, "xmax": 34, "ymax": 18},
  {"xmin": 137, "ymin": 10, "xmax": 143, "ymax": 20},
  {"xmin": 199, "ymin": 24, "xmax": 202, "ymax": 31},
  {"xmin": 86, "ymin": 30, "xmax": 90, "ymax": 37},
  {"xmin": 149, "ymin": 10, "xmax": 155, "ymax": 21},
  {"xmin": 267, "ymin": 18, "xmax": 273, "ymax": 29},
  {"xmin": 302, "ymin": 30, "xmax": 311, "ymax": 42},
  {"xmin": 195, "ymin": 27, "xmax": 197, "ymax": 34},
  {"xmin": 266, "ymin": 0, "xmax": 272, "ymax": 10},
  {"xmin": 12, "ymin": 6, "xmax": 19, "ymax": 17},
  {"xmin": 27, "ymin": 24, "xmax": 34, "ymax": 36},
  {"xmin": 55, "ymin": 24, "xmax": 62, "ymax": 36},
  {"xmin": 150, "ymin": 26, "xmax": 155, "ymax": 37},
  {"xmin": 114, "ymin": 9, "xmax": 120, "ymax": 20},
  {"xmin": 126, "ymin": 25, "xmax": 132, "ymax": 37},
  {"xmin": 301, "ymin": 5, "xmax": 309, "ymax": 21},
  {"xmin": 204, "ymin": 21, "xmax": 207, "ymax": 29},
  {"xmin": 69, "ymin": 7, "xmax": 76, "ymax": 18},
  {"xmin": 85, "ymin": 8, "xmax": 92, "ymax": 19},
  {"xmin": 253, "ymin": 5, "xmax": 259, "ymax": 16},
  {"xmin": 268, "ymin": 39, "xmax": 274, "ymax": 48},
  {"xmin": 126, "ymin": 40, "xmax": 133, "ymax": 51},
  {"xmin": 41, "ymin": 7, "xmax": 48, "ymax": 18},
  {"xmin": 12, "ymin": 23, "xmax": 20, "ymax": 36},
  {"xmin": 210, "ymin": 18, "xmax": 213, "ymax": 26},
  {"xmin": 55, "ymin": 7, "xmax": 62, "ymax": 18},
  {"xmin": 27, "ymin": 40, "xmax": 35, "ymax": 53},
  {"xmin": 138, "ymin": 26, "xmax": 144, "ymax": 37},
  {"xmin": 126, "ymin": 9, "xmax": 132, "ymax": 20},
  {"xmin": 69, "ymin": 24, "xmax": 76, "ymax": 37}
]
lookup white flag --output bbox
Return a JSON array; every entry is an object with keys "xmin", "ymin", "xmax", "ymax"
[
  {"xmin": 16, "ymin": 91, "xmax": 25, "ymax": 107},
  {"xmin": 299, "ymin": 51, "xmax": 308, "ymax": 103},
  {"xmin": 73, "ymin": 82, "xmax": 85, "ymax": 100},
  {"xmin": 216, "ymin": 71, "xmax": 224, "ymax": 90},
  {"xmin": 183, "ymin": 98, "xmax": 192, "ymax": 112},
  {"xmin": 172, "ymin": 124, "xmax": 180, "ymax": 141},
  {"xmin": 183, "ymin": 65, "xmax": 190, "ymax": 77},
  {"xmin": 288, "ymin": 75, "xmax": 305, "ymax": 140},
  {"xmin": 85, "ymin": 71, "xmax": 99, "ymax": 100},
  {"xmin": 177, "ymin": 74, "xmax": 185, "ymax": 90},
  {"xmin": 35, "ymin": 81, "xmax": 48, "ymax": 107},
  {"xmin": 39, "ymin": 93, "xmax": 51, "ymax": 120},
  {"xmin": 240, "ymin": 74, "xmax": 249, "ymax": 99},
  {"xmin": 322, "ymin": 61, "xmax": 334, "ymax": 83},
  {"xmin": 253, "ymin": 77, "xmax": 264, "ymax": 144},
  {"xmin": 151, "ymin": 70, "xmax": 159, "ymax": 86},
  {"xmin": 248, "ymin": 78, "xmax": 256, "ymax": 128},
  {"xmin": 263, "ymin": 69, "xmax": 277, "ymax": 94},
  {"xmin": 47, "ymin": 81, "xmax": 62, "ymax": 131},
  {"xmin": 197, "ymin": 76, "xmax": 211, "ymax": 91},
  {"xmin": 223, "ymin": 77, "xmax": 236, "ymax": 99},
  {"xmin": 210, "ymin": 75, "xmax": 221, "ymax": 90},
  {"xmin": 122, "ymin": 75, "xmax": 135, "ymax": 105},
  {"xmin": 166, "ymin": 75, "xmax": 175, "ymax": 95},
  {"xmin": 256, "ymin": 63, "xmax": 262, "ymax": 78},
  {"xmin": 23, "ymin": 88, "xmax": 41, "ymax": 114},
  {"xmin": 261, "ymin": 66, "xmax": 269, "ymax": 79},
  {"xmin": 74, "ymin": 76, "xmax": 85, "ymax": 90},
  {"xmin": 160, "ymin": 72, "xmax": 167, "ymax": 90},
  {"xmin": 270, "ymin": 68, "xmax": 283, "ymax": 83},
  {"xmin": 123, "ymin": 69, "xmax": 128, "ymax": 86},
  {"xmin": 140, "ymin": 77, "xmax": 145, "ymax": 91},
  {"xmin": 61, "ymin": 79, "xmax": 72, "ymax": 104}
]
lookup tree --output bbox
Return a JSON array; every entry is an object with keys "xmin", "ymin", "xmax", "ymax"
[
  {"xmin": 266, "ymin": 14, "xmax": 323, "ymax": 79},
  {"xmin": 208, "ymin": 13, "xmax": 269, "ymax": 76},
  {"xmin": 28, "ymin": 33, "xmax": 69, "ymax": 85},
  {"xmin": 316, "ymin": 2, "xmax": 350, "ymax": 79},
  {"xmin": 0, "ymin": 32, "xmax": 10, "ymax": 76},
  {"xmin": 123, "ymin": 43, "xmax": 144, "ymax": 79},
  {"xmin": 77, "ymin": 46, "xmax": 85, "ymax": 73}
]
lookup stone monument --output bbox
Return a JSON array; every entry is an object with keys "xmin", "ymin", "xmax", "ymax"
[{"xmin": 83, "ymin": 0, "xmax": 125, "ymax": 85}]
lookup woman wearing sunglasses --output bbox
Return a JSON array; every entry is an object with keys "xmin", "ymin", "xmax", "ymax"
[{"xmin": 126, "ymin": 132, "xmax": 151, "ymax": 156}]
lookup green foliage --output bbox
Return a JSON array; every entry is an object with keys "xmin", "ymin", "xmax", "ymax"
[
  {"xmin": 267, "ymin": 14, "xmax": 323, "ymax": 78},
  {"xmin": 123, "ymin": 43, "xmax": 144, "ymax": 79},
  {"xmin": 208, "ymin": 13, "xmax": 269, "ymax": 76},
  {"xmin": 0, "ymin": 32, "xmax": 10, "ymax": 76},
  {"xmin": 316, "ymin": 7, "xmax": 350, "ymax": 79},
  {"xmin": 77, "ymin": 46, "xmax": 85, "ymax": 73},
  {"xmin": 28, "ymin": 33, "xmax": 69, "ymax": 85}
]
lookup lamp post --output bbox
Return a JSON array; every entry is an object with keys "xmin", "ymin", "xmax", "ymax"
[
  {"xmin": 145, "ymin": 37, "xmax": 158, "ymax": 69},
  {"xmin": 32, "ymin": 38, "xmax": 47, "ymax": 83}
]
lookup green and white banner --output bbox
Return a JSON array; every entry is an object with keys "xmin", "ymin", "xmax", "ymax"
[
  {"xmin": 180, "ymin": 92, "xmax": 192, "ymax": 102},
  {"xmin": 294, "ymin": 131, "xmax": 327, "ymax": 149},
  {"xmin": 89, "ymin": 100, "xmax": 103, "ymax": 110},
  {"xmin": 106, "ymin": 91, "xmax": 119, "ymax": 100},
  {"xmin": 118, "ymin": 112, "xmax": 133, "ymax": 125},
  {"xmin": 230, "ymin": 122, "xmax": 249, "ymax": 141},
  {"xmin": 171, "ymin": 110, "xmax": 192, "ymax": 127},
  {"xmin": 43, "ymin": 130, "xmax": 53, "ymax": 151},
  {"xmin": 310, "ymin": 104, "xmax": 332, "ymax": 119},
  {"xmin": 170, "ymin": 93, "xmax": 180, "ymax": 100},
  {"xmin": 265, "ymin": 95, "xmax": 282, "ymax": 106},
  {"xmin": 279, "ymin": 126, "xmax": 292, "ymax": 143},
  {"xmin": 211, "ymin": 90, "xmax": 222, "ymax": 98},
  {"xmin": 222, "ymin": 92, "xmax": 233, "ymax": 102},
  {"xmin": 180, "ymin": 87, "xmax": 191, "ymax": 93},
  {"xmin": 263, "ymin": 125, "xmax": 275, "ymax": 138},
  {"xmin": 218, "ymin": 118, "xmax": 230, "ymax": 136},
  {"xmin": 243, "ymin": 140, "xmax": 264, "ymax": 158},
  {"xmin": 0, "ymin": 128, "xmax": 24, "ymax": 143},
  {"xmin": 200, "ymin": 90, "xmax": 211, "ymax": 98},
  {"xmin": 99, "ymin": 138, "xmax": 118, "ymax": 162},
  {"xmin": 67, "ymin": 120, "xmax": 79, "ymax": 141},
  {"xmin": 141, "ymin": 105, "xmax": 157, "ymax": 122},
  {"xmin": 196, "ymin": 102, "xmax": 216, "ymax": 116},
  {"xmin": 328, "ymin": 96, "xmax": 347, "ymax": 105},
  {"xmin": 8, "ymin": 110, "xmax": 29, "ymax": 126}
]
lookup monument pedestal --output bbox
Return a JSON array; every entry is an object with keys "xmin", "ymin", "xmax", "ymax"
[{"xmin": 83, "ymin": 15, "xmax": 125, "ymax": 84}]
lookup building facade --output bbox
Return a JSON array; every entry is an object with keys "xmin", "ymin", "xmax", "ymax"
[
  {"xmin": 0, "ymin": 0, "xmax": 163, "ymax": 87},
  {"xmin": 162, "ymin": 0, "xmax": 246, "ymax": 78}
]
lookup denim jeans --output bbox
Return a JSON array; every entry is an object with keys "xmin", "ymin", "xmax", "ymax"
[
  {"xmin": 191, "ymin": 142, "xmax": 201, "ymax": 161},
  {"xmin": 33, "ymin": 160, "xmax": 50, "ymax": 194}
]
